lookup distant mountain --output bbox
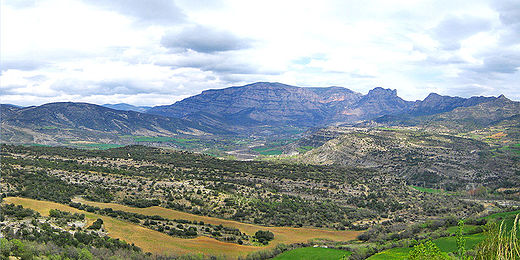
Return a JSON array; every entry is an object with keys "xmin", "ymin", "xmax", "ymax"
[
  {"xmin": 102, "ymin": 103, "xmax": 151, "ymax": 113},
  {"xmin": 409, "ymin": 93, "xmax": 496, "ymax": 116},
  {"xmin": 148, "ymin": 82, "xmax": 507, "ymax": 134},
  {"xmin": 0, "ymin": 102, "xmax": 231, "ymax": 144},
  {"xmin": 374, "ymin": 95, "xmax": 519, "ymax": 131},
  {"xmin": 338, "ymin": 87, "xmax": 413, "ymax": 120},
  {"xmin": 147, "ymin": 82, "xmax": 419, "ymax": 129}
]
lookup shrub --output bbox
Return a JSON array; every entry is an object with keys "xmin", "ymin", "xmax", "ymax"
[{"xmin": 255, "ymin": 230, "xmax": 274, "ymax": 244}]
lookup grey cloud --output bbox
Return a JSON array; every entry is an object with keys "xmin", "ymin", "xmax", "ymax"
[
  {"xmin": 432, "ymin": 15, "xmax": 492, "ymax": 50},
  {"xmin": 492, "ymin": 0, "xmax": 520, "ymax": 25},
  {"xmin": 446, "ymin": 84, "xmax": 491, "ymax": 97},
  {"xmin": 161, "ymin": 25, "xmax": 251, "ymax": 53},
  {"xmin": 85, "ymin": 0, "xmax": 185, "ymax": 25},
  {"xmin": 0, "ymin": 60, "xmax": 49, "ymax": 72},
  {"xmin": 3, "ymin": 0, "xmax": 37, "ymax": 8},
  {"xmin": 491, "ymin": 0, "xmax": 520, "ymax": 46},
  {"xmin": 470, "ymin": 54, "xmax": 520, "ymax": 74},
  {"xmin": 156, "ymin": 51, "xmax": 260, "ymax": 74},
  {"xmin": 48, "ymin": 79, "xmax": 168, "ymax": 97}
]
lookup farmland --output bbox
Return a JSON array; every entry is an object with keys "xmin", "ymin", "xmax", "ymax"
[{"xmin": 272, "ymin": 247, "xmax": 351, "ymax": 260}]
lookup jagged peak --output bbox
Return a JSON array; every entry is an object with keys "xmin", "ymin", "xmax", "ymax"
[
  {"xmin": 497, "ymin": 94, "xmax": 510, "ymax": 101},
  {"xmin": 367, "ymin": 87, "xmax": 397, "ymax": 97}
]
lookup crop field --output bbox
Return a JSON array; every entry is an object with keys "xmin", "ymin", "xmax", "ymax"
[
  {"xmin": 4, "ymin": 197, "xmax": 361, "ymax": 258},
  {"xmin": 74, "ymin": 198, "xmax": 362, "ymax": 245},
  {"xmin": 253, "ymin": 146, "xmax": 283, "ymax": 155},
  {"xmin": 272, "ymin": 247, "xmax": 351, "ymax": 260},
  {"xmin": 410, "ymin": 185, "xmax": 455, "ymax": 195},
  {"xmin": 73, "ymin": 143, "xmax": 125, "ymax": 150},
  {"xmin": 3, "ymin": 197, "xmax": 262, "ymax": 258}
]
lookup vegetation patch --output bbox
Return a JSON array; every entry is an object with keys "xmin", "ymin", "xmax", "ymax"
[{"xmin": 272, "ymin": 246, "xmax": 351, "ymax": 260}]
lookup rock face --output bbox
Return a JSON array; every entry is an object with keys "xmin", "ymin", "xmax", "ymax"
[
  {"xmin": 409, "ymin": 93, "xmax": 496, "ymax": 116},
  {"xmin": 148, "ymin": 82, "xmax": 501, "ymax": 130},
  {"xmin": 147, "ymin": 82, "xmax": 416, "ymax": 127}
]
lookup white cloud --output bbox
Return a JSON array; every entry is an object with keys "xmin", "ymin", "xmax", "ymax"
[{"xmin": 1, "ymin": 0, "xmax": 519, "ymax": 106}]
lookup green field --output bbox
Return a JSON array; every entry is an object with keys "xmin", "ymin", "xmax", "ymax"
[
  {"xmin": 367, "ymin": 247, "xmax": 412, "ymax": 260},
  {"xmin": 253, "ymin": 147, "xmax": 283, "ymax": 156},
  {"xmin": 368, "ymin": 233, "xmax": 486, "ymax": 259},
  {"xmin": 132, "ymin": 136, "xmax": 198, "ymax": 143},
  {"xmin": 73, "ymin": 143, "xmax": 125, "ymax": 150},
  {"xmin": 369, "ymin": 209, "xmax": 520, "ymax": 260},
  {"xmin": 297, "ymin": 146, "xmax": 314, "ymax": 153},
  {"xmin": 410, "ymin": 185, "xmax": 455, "ymax": 195},
  {"xmin": 273, "ymin": 247, "xmax": 351, "ymax": 260}
]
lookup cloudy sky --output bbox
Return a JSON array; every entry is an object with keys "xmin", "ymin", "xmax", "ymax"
[{"xmin": 1, "ymin": 0, "xmax": 519, "ymax": 106}]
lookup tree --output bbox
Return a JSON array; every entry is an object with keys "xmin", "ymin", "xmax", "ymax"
[
  {"xmin": 88, "ymin": 218, "xmax": 103, "ymax": 230},
  {"xmin": 456, "ymin": 220, "xmax": 467, "ymax": 260},
  {"xmin": 255, "ymin": 230, "xmax": 274, "ymax": 245},
  {"xmin": 409, "ymin": 240, "xmax": 448, "ymax": 260}
]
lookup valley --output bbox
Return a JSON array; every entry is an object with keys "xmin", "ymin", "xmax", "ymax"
[{"xmin": 1, "ymin": 82, "xmax": 519, "ymax": 259}]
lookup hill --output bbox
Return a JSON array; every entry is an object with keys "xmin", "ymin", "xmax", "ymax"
[
  {"xmin": 102, "ymin": 103, "xmax": 151, "ymax": 113},
  {"xmin": 288, "ymin": 97, "xmax": 520, "ymax": 191},
  {"xmin": 0, "ymin": 102, "xmax": 231, "ymax": 145}
]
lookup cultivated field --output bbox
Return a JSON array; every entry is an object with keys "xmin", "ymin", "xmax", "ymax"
[
  {"xmin": 73, "ymin": 198, "xmax": 362, "ymax": 245},
  {"xmin": 272, "ymin": 247, "xmax": 351, "ymax": 259},
  {"xmin": 4, "ymin": 197, "xmax": 361, "ymax": 258}
]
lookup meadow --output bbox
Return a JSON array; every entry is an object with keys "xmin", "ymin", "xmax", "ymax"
[{"xmin": 272, "ymin": 247, "xmax": 351, "ymax": 260}]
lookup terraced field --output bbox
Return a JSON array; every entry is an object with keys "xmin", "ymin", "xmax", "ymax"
[{"xmin": 4, "ymin": 197, "xmax": 361, "ymax": 258}]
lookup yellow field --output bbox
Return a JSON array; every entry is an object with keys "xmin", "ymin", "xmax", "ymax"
[
  {"xmin": 3, "ymin": 197, "xmax": 361, "ymax": 258},
  {"xmin": 73, "ymin": 198, "xmax": 361, "ymax": 245}
]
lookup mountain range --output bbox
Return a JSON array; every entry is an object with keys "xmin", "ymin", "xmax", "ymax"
[
  {"xmin": 0, "ymin": 82, "xmax": 517, "ymax": 144},
  {"xmin": 0, "ymin": 102, "xmax": 230, "ymax": 144},
  {"xmin": 146, "ymin": 82, "xmax": 500, "ymax": 129}
]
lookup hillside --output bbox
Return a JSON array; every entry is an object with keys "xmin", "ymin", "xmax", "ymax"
[
  {"xmin": 373, "ymin": 95, "xmax": 518, "ymax": 131},
  {"xmin": 288, "ymin": 96, "xmax": 520, "ymax": 191},
  {"xmin": 146, "ymin": 82, "xmax": 501, "ymax": 135},
  {"xmin": 0, "ymin": 102, "xmax": 231, "ymax": 145},
  {"xmin": 296, "ymin": 128, "xmax": 519, "ymax": 190},
  {"xmin": 102, "ymin": 103, "xmax": 151, "ymax": 113}
]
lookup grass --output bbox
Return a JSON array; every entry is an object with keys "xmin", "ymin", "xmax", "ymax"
[
  {"xmin": 253, "ymin": 147, "xmax": 283, "ymax": 156},
  {"xmin": 410, "ymin": 185, "xmax": 455, "ymax": 195},
  {"xmin": 483, "ymin": 210, "xmax": 520, "ymax": 236},
  {"xmin": 72, "ymin": 198, "xmax": 361, "ymax": 246},
  {"xmin": 368, "ymin": 233, "xmax": 486, "ymax": 259},
  {"xmin": 3, "ymin": 197, "xmax": 261, "ymax": 258},
  {"xmin": 367, "ymin": 247, "xmax": 412, "ymax": 260},
  {"xmin": 272, "ymin": 247, "xmax": 351, "ymax": 260},
  {"xmin": 3, "ymin": 197, "xmax": 361, "ymax": 258},
  {"xmin": 132, "ymin": 136, "xmax": 198, "ymax": 143},
  {"xmin": 446, "ymin": 224, "xmax": 479, "ymax": 234},
  {"xmin": 297, "ymin": 146, "xmax": 314, "ymax": 153},
  {"xmin": 73, "ymin": 143, "xmax": 125, "ymax": 150}
]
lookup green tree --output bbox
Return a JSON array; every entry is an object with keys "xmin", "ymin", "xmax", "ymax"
[
  {"xmin": 456, "ymin": 220, "xmax": 467, "ymax": 260},
  {"xmin": 408, "ymin": 240, "xmax": 448, "ymax": 260}
]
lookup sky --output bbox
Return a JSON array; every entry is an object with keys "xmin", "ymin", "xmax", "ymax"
[{"xmin": 1, "ymin": 0, "xmax": 519, "ymax": 106}]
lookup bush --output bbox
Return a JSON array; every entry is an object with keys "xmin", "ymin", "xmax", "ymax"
[
  {"xmin": 255, "ymin": 230, "xmax": 274, "ymax": 244},
  {"xmin": 88, "ymin": 218, "xmax": 104, "ymax": 230}
]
